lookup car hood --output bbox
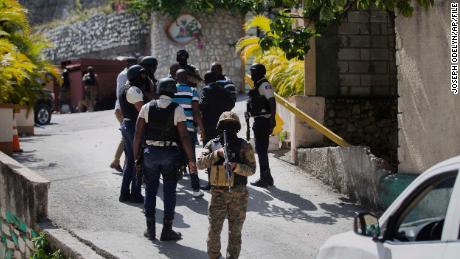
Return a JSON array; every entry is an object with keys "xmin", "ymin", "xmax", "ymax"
[{"xmin": 316, "ymin": 231, "xmax": 381, "ymax": 259}]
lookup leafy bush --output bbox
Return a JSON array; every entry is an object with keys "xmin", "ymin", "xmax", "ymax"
[
  {"xmin": 0, "ymin": 0, "xmax": 59, "ymax": 105},
  {"xmin": 31, "ymin": 232, "xmax": 64, "ymax": 259}
]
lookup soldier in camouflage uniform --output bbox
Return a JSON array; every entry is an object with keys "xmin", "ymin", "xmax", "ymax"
[{"xmin": 197, "ymin": 111, "xmax": 256, "ymax": 259}]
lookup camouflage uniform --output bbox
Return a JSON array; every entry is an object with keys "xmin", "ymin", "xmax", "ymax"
[{"xmin": 197, "ymin": 112, "xmax": 256, "ymax": 259}]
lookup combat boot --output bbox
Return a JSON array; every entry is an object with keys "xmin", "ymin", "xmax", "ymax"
[
  {"xmin": 144, "ymin": 217, "xmax": 156, "ymax": 240},
  {"xmin": 160, "ymin": 219, "xmax": 182, "ymax": 241},
  {"xmin": 265, "ymin": 169, "xmax": 274, "ymax": 186},
  {"xmin": 250, "ymin": 178, "xmax": 269, "ymax": 188}
]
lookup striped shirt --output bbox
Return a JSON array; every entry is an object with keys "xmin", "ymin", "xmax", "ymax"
[{"xmin": 173, "ymin": 84, "xmax": 199, "ymax": 132}]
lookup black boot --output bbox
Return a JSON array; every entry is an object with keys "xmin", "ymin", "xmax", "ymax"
[
  {"xmin": 265, "ymin": 169, "xmax": 274, "ymax": 186},
  {"xmin": 160, "ymin": 219, "xmax": 182, "ymax": 241},
  {"xmin": 119, "ymin": 192, "xmax": 130, "ymax": 202},
  {"xmin": 250, "ymin": 178, "xmax": 269, "ymax": 188},
  {"xmin": 144, "ymin": 217, "xmax": 156, "ymax": 240}
]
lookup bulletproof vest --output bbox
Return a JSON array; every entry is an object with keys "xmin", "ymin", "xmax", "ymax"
[
  {"xmin": 120, "ymin": 84, "xmax": 140, "ymax": 120},
  {"xmin": 210, "ymin": 136, "xmax": 247, "ymax": 186},
  {"xmin": 145, "ymin": 100, "xmax": 179, "ymax": 142},
  {"xmin": 247, "ymin": 78, "xmax": 270, "ymax": 117}
]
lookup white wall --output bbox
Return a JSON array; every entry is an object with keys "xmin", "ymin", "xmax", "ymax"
[{"xmin": 396, "ymin": 0, "xmax": 460, "ymax": 173}]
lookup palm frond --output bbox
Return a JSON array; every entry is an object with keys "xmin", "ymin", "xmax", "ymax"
[
  {"xmin": 244, "ymin": 15, "xmax": 271, "ymax": 33},
  {"xmin": 236, "ymin": 36, "xmax": 259, "ymax": 52}
]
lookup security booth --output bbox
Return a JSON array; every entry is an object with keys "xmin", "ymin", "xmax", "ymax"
[{"xmin": 61, "ymin": 58, "xmax": 126, "ymax": 112}]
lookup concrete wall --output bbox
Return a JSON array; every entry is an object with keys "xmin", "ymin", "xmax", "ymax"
[
  {"xmin": 0, "ymin": 152, "xmax": 50, "ymax": 257},
  {"xmin": 396, "ymin": 0, "xmax": 460, "ymax": 174},
  {"xmin": 316, "ymin": 8, "xmax": 397, "ymax": 97},
  {"xmin": 289, "ymin": 96, "xmax": 325, "ymax": 162},
  {"xmin": 296, "ymin": 146, "xmax": 390, "ymax": 210},
  {"xmin": 150, "ymin": 10, "xmax": 244, "ymax": 89},
  {"xmin": 40, "ymin": 11, "xmax": 150, "ymax": 63}
]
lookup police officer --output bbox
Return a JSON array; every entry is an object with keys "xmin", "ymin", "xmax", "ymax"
[
  {"xmin": 139, "ymin": 56, "xmax": 158, "ymax": 100},
  {"xmin": 197, "ymin": 111, "xmax": 256, "ymax": 259},
  {"xmin": 176, "ymin": 49, "xmax": 203, "ymax": 87},
  {"xmin": 133, "ymin": 77, "xmax": 197, "ymax": 241},
  {"xmin": 118, "ymin": 65, "xmax": 148, "ymax": 203},
  {"xmin": 247, "ymin": 63, "xmax": 276, "ymax": 188},
  {"xmin": 200, "ymin": 71, "xmax": 235, "ymax": 190}
]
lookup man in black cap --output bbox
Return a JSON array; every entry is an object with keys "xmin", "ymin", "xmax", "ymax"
[
  {"xmin": 176, "ymin": 49, "xmax": 202, "ymax": 87},
  {"xmin": 246, "ymin": 63, "xmax": 276, "ymax": 188}
]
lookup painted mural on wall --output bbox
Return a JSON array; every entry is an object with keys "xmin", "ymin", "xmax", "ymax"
[
  {"xmin": 166, "ymin": 14, "xmax": 204, "ymax": 48},
  {"xmin": 0, "ymin": 208, "xmax": 36, "ymax": 259}
]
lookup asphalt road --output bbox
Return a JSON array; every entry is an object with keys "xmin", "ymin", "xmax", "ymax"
[{"xmin": 14, "ymin": 97, "xmax": 361, "ymax": 259}]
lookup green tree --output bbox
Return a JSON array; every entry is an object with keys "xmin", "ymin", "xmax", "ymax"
[
  {"xmin": 0, "ymin": 0, "xmax": 59, "ymax": 105},
  {"xmin": 237, "ymin": 15, "xmax": 305, "ymax": 97}
]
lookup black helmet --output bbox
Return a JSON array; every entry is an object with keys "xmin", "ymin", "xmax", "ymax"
[
  {"xmin": 249, "ymin": 63, "xmax": 266, "ymax": 76},
  {"xmin": 157, "ymin": 77, "xmax": 177, "ymax": 95},
  {"xmin": 127, "ymin": 65, "xmax": 145, "ymax": 82},
  {"xmin": 126, "ymin": 57, "xmax": 138, "ymax": 66},
  {"xmin": 140, "ymin": 56, "xmax": 158, "ymax": 67},
  {"xmin": 176, "ymin": 49, "xmax": 189, "ymax": 60}
]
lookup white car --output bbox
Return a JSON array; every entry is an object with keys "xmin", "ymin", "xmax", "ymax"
[{"xmin": 317, "ymin": 156, "xmax": 460, "ymax": 259}]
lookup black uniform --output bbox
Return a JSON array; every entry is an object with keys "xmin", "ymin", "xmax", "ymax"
[
  {"xmin": 200, "ymin": 82, "xmax": 235, "ymax": 143},
  {"xmin": 247, "ymin": 77, "xmax": 275, "ymax": 187}
]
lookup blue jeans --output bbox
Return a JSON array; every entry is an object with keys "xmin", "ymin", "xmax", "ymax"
[
  {"xmin": 120, "ymin": 120, "xmax": 142, "ymax": 197},
  {"xmin": 143, "ymin": 146, "xmax": 181, "ymax": 220},
  {"xmin": 188, "ymin": 131, "xmax": 201, "ymax": 191}
]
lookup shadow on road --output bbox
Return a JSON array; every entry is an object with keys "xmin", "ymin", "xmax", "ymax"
[
  {"xmin": 247, "ymin": 186, "xmax": 357, "ymax": 225},
  {"xmin": 154, "ymin": 241, "xmax": 208, "ymax": 259}
]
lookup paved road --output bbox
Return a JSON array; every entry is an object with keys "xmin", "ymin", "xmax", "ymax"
[{"xmin": 14, "ymin": 97, "xmax": 361, "ymax": 258}]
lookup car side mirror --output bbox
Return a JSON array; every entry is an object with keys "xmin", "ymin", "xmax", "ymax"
[{"xmin": 354, "ymin": 212, "xmax": 381, "ymax": 239}]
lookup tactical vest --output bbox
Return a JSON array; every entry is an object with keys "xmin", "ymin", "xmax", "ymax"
[
  {"xmin": 209, "ymin": 137, "xmax": 247, "ymax": 187},
  {"xmin": 145, "ymin": 100, "xmax": 179, "ymax": 142},
  {"xmin": 247, "ymin": 78, "xmax": 271, "ymax": 117},
  {"xmin": 120, "ymin": 84, "xmax": 140, "ymax": 120}
]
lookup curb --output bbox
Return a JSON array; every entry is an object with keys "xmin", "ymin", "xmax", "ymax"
[{"xmin": 39, "ymin": 221, "xmax": 118, "ymax": 259}]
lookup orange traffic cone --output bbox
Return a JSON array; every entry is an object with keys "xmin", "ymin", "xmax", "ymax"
[{"xmin": 12, "ymin": 115, "xmax": 22, "ymax": 153}]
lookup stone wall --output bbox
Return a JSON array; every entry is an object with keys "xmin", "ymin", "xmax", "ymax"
[
  {"xmin": 0, "ymin": 152, "xmax": 50, "ymax": 258},
  {"xmin": 150, "ymin": 10, "xmax": 245, "ymax": 89},
  {"xmin": 20, "ymin": 0, "xmax": 108, "ymax": 25},
  {"xmin": 316, "ymin": 9, "xmax": 397, "ymax": 97},
  {"xmin": 324, "ymin": 97, "xmax": 398, "ymax": 169},
  {"xmin": 297, "ymin": 146, "xmax": 391, "ymax": 211},
  {"xmin": 396, "ymin": 0, "xmax": 460, "ymax": 174},
  {"xmin": 40, "ymin": 11, "xmax": 150, "ymax": 63}
]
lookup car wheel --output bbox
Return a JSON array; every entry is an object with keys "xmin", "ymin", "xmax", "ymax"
[{"xmin": 35, "ymin": 103, "xmax": 52, "ymax": 125}]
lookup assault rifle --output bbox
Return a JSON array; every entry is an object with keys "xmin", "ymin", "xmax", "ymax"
[
  {"xmin": 223, "ymin": 130, "xmax": 232, "ymax": 192},
  {"xmin": 244, "ymin": 111, "xmax": 251, "ymax": 141}
]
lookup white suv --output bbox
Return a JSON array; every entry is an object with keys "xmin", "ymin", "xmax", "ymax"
[{"xmin": 317, "ymin": 156, "xmax": 460, "ymax": 259}]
